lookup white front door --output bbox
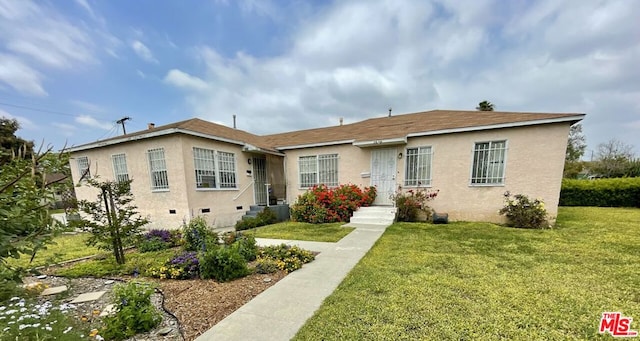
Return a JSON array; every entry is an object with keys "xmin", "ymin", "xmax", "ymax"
[{"xmin": 371, "ymin": 148, "xmax": 397, "ymax": 205}]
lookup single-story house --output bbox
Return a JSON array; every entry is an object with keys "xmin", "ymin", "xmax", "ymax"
[{"xmin": 68, "ymin": 109, "xmax": 584, "ymax": 228}]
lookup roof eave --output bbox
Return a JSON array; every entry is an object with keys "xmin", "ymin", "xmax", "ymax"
[
  {"xmin": 406, "ymin": 115, "xmax": 585, "ymax": 139},
  {"xmin": 275, "ymin": 139, "xmax": 355, "ymax": 151}
]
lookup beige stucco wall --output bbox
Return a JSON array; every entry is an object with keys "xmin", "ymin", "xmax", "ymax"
[
  {"xmin": 283, "ymin": 122, "xmax": 570, "ymax": 223},
  {"xmin": 71, "ymin": 134, "xmax": 286, "ymax": 229},
  {"xmin": 179, "ymin": 135, "xmax": 257, "ymax": 228},
  {"xmin": 70, "ymin": 135, "xmax": 190, "ymax": 229}
]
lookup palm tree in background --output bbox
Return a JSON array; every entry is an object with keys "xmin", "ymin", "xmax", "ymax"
[{"xmin": 476, "ymin": 101, "xmax": 494, "ymax": 111}]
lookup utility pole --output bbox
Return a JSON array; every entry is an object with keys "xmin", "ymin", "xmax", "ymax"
[{"xmin": 116, "ymin": 116, "xmax": 130, "ymax": 135}]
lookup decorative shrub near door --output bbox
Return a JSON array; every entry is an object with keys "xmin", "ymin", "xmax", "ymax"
[
  {"xmin": 391, "ymin": 187, "xmax": 439, "ymax": 222},
  {"xmin": 290, "ymin": 184, "xmax": 376, "ymax": 223}
]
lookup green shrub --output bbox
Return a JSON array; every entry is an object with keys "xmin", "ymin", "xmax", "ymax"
[
  {"xmin": 391, "ymin": 188, "xmax": 439, "ymax": 222},
  {"xmin": 560, "ymin": 178, "xmax": 640, "ymax": 207},
  {"xmin": 254, "ymin": 257, "xmax": 279, "ymax": 274},
  {"xmin": 235, "ymin": 217, "xmax": 259, "ymax": 231},
  {"xmin": 102, "ymin": 281, "xmax": 161, "ymax": 340},
  {"xmin": 232, "ymin": 234, "xmax": 258, "ymax": 261},
  {"xmin": 183, "ymin": 216, "xmax": 218, "ymax": 251},
  {"xmin": 137, "ymin": 236, "xmax": 169, "ymax": 253},
  {"xmin": 199, "ymin": 247, "xmax": 250, "ymax": 282},
  {"xmin": 259, "ymin": 244, "xmax": 315, "ymax": 273},
  {"xmin": 257, "ymin": 207, "xmax": 277, "ymax": 225},
  {"xmin": 499, "ymin": 193, "xmax": 548, "ymax": 229}
]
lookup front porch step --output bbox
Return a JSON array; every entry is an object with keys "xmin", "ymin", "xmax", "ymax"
[{"xmin": 349, "ymin": 206, "xmax": 397, "ymax": 226}]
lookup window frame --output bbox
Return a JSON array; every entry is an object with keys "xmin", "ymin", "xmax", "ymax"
[
  {"xmin": 192, "ymin": 147, "xmax": 238, "ymax": 190},
  {"xmin": 111, "ymin": 153, "xmax": 129, "ymax": 183},
  {"xmin": 298, "ymin": 153, "xmax": 339, "ymax": 188},
  {"xmin": 469, "ymin": 140, "xmax": 508, "ymax": 186},
  {"xmin": 404, "ymin": 146, "xmax": 433, "ymax": 187},
  {"xmin": 147, "ymin": 148, "xmax": 170, "ymax": 192},
  {"xmin": 76, "ymin": 156, "xmax": 91, "ymax": 181}
]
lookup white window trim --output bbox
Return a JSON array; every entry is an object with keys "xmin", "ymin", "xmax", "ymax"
[
  {"xmin": 404, "ymin": 146, "xmax": 433, "ymax": 187},
  {"xmin": 298, "ymin": 153, "xmax": 339, "ymax": 189},
  {"xmin": 469, "ymin": 140, "xmax": 508, "ymax": 187},
  {"xmin": 192, "ymin": 147, "xmax": 238, "ymax": 190},
  {"xmin": 111, "ymin": 153, "xmax": 129, "ymax": 183},
  {"xmin": 147, "ymin": 147, "xmax": 170, "ymax": 192}
]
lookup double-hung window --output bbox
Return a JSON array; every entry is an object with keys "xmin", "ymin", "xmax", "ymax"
[
  {"xmin": 193, "ymin": 147, "xmax": 237, "ymax": 189},
  {"xmin": 147, "ymin": 148, "xmax": 169, "ymax": 190},
  {"xmin": 77, "ymin": 156, "xmax": 91, "ymax": 180},
  {"xmin": 404, "ymin": 146, "xmax": 432, "ymax": 186},
  {"xmin": 298, "ymin": 154, "xmax": 338, "ymax": 188},
  {"xmin": 111, "ymin": 153, "xmax": 129, "ymax": 183},
  {"xmin": 471, "ymin": 140, "xmax": 507, "ymax": 185}
]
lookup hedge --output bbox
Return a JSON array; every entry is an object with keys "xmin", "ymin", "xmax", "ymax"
[{"xmin": 560, "ymin": 178, "xmax": 640, "ymax": 207}]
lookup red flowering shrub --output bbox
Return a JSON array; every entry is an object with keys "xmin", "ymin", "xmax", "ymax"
[
  {"xmin": 291, "ymin": 184, "xmax": 376, "ymax": 223},
  {"xmin": 391, "ymin": 187, "xmax": 439, "ymax": 222}
]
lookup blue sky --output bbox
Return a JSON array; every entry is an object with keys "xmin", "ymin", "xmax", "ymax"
[{"xmin": 1, "ymin": 0, "xmax": 638, "ymax": 158}]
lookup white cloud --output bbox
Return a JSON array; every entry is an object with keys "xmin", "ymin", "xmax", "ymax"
[
  {"xmin": 75, "ymin": 115, "xmax": 112, "ymax": 130},
  {"xmin": 131, "ymin": 40, "xmax": 158, "ymax": 63},
  {"xmin": 164, "ymin": 0, "xmax": 640, "ymax": 150},
  {"xmin": 70, "ymin": 100, "xmax": 107, "ymax": 114},
  {"xmin": 0, "ymin": 109, "xmax": 36, "ymax": 130},
  {"xmin": 0, "ymin": 0, "xmax": 118, "ymax": 96},
  {"xmin": 0, "ymin": 54, "xmax": 47, "ymax": 96}
]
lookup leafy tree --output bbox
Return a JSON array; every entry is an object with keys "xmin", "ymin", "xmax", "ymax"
[
  {"xmin": 563, "ymin": 124, "xmax": 587, "ymax": 178},
  {"xmin": 0, "ymin": 146, "xmax": 70, "ymax": 298},
  {"xmin": 1, "ymin": 117, "xmax": 33, "ymax": 166},
  {"xmin": 590, "ymin": 138, "xmax": 635, "ymax": 178},
  {"xmin": 476, "ymin": 100, "xmax": 494, "ymax": 111},
  {"xmin": 73, "ymin": 179, "xmax": 148, "ymax": 264}
]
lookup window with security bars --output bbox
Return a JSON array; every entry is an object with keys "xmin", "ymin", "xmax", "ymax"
[
  {"xmin": 471, "ymin": 140, "xmax": 507, "ymax": 185},
  {"xmin": 404, "ymin": 146, "xmax": 432, "ymax": 186},
  {"xmin": 193, "ymin": 148, "xmax": 237, "ymax": 189},
  {"xmin": 147, "ymin": 148, "xmax": 169, "ymax": 190},
  {"xmin": 217, "ymin": 151, "xmax": 237, "ymax": 188},
  {"xmin": 298, "ymin": 154, "xmax": 338, "ymax": 188},
  {"xmin": 193, "ymin": 147, "xmax": 216, "ymax": 188},
  {"xmin": 111, "ymin": 154, "xmax": 129, "ymax": 183},
  {"xmin": 77, "ymin": 156, "xmax": 90, "ymax": 180}
]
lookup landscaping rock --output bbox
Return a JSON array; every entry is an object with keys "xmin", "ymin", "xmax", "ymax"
[
  {"xmin": 157, "ymin": 327, "xmax": 173, "ymax": 336},
  {"xmin": 70, "ymin": 290, "xmax": 106, "ymax": 303},
  {"xmin": 40, "ymin": 285, "xmax": 68, "ymax": 296},
  {"xmin": 263, "ymin": 278, "xmax": 272, "ymax": 283}
]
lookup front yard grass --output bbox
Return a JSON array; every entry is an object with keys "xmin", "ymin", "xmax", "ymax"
[
  {"xmin": 6, "ymin": 233, "xmax": 103, "ymax": 269},
  {"xmin": 53, "ymin": 248, "xmax": 176, "ymax": 278},
  {"xmin": 295, "ymin": 207, "xmax": 640, "ymax": 340},
  {"xmin": 249, "ymin": 221, "xmax": 354, "ymax": 242}
]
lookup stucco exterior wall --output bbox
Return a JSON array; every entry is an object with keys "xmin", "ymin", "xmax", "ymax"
[
  {"xmin": 179, "ymin": 135, "xmax": 256, "ymax": 228},
  {"xmin": 283, "ymin": 122, "xmax": 570, "ymax": 223},
  {"xmin": 70, "ymin": 135, "xmax": 190, "ymax": 229}
]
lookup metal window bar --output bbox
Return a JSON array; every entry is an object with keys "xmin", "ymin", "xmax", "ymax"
[
  {"xmin": 111, "ymin": 154, "xmax": 129, "ymax": 182},
  {"xmin": 147, "ymin": 148, "xmax": 169, "ymax": 190},
  {"xmin": 217, "ymin": 151, "xmax": 237, "ymax": 188},
  {"xmin": 404, "ymin": 147, "xmax": 432, "ymax": 186},
  {"xmin": 193, "ymin": 147, "xmax": 216, "ymax": 188},
  {"xmin": 318, "ymin": 154, "xmax": 338, "ymax": 186},
  {"xmin": 471, "ymin": 141, "xmax": 506, "ymax": 184},
  {"xmin": 299, "ymin": 156, "xmax": 317, "ymax": 188},
  {"xmin": 77, "ymin": 156, "xmax": 91, "ymax": 179}
]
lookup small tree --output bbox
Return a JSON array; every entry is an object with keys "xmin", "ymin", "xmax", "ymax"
[
  {"xmin": 476, "ymin": 100, "xmax": 494, "ymax": 111},
  {"xmin": 563, "ymin": 124, "xmax": 587, "ymax": 178},
  {"xmin": 74, "ymin": 179, "xmax": 148, "ymax": 264},
  {"xmin": 0, "ymin": 145, "xmax": 69, "ymax": 298},
  {"xmin": 591, "ymin": 138, "xmax": 635, "ymax": 178}
]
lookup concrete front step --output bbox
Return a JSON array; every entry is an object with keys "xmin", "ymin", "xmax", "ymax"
[{"xmin": 349, "ymin": 206, "xmax": 397, "ymax": 225}]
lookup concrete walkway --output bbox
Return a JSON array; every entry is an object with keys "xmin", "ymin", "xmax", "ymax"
[{"xmin": 196, "ymin": 223, "xmax": 389, "ymax": 340}]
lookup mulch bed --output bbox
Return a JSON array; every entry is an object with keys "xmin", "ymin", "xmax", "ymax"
[{"xmin": 28, "ymin": 270, "xmax": 287, "ymax": 341}]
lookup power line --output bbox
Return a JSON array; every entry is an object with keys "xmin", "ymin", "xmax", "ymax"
[{"xmin": 0, "ymin": 100, "xmax": 114, "ymax": 119}]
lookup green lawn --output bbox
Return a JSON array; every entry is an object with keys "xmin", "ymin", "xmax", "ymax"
[
  {"xmin": 295, "ymin": 207, "xmax": 640, "ymax": 340},
  {"xmin": 6, "ymin": 233, "xmax": 103, "ymax": 269},
  {"xmin": 54, "ymin": 248, "xmax": 176, "ymax": 278},
  {"xmin": 249, "ymin": 222, "xmax": 354, "ymax": 242}
]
